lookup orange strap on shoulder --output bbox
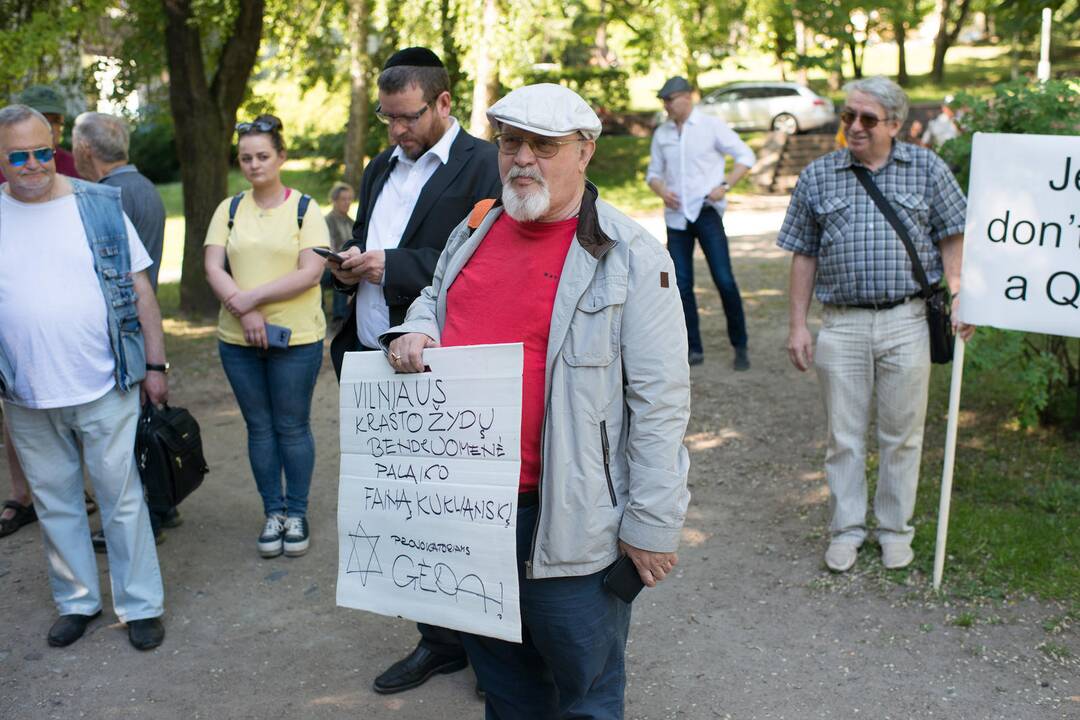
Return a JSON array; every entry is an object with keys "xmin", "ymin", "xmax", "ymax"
[{"xmin": 468, "ymin": 198, "xmax": 497, "ymax": 229}]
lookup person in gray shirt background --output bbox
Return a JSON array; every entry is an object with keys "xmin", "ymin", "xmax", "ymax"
[{"xmin": 73, "ymin": 112, "xmax": 167, "ymax": 289}]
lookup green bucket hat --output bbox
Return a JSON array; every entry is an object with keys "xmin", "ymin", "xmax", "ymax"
[{"xmin": 19, "ymin": 85, "xmax": 67, "ymax": 116}]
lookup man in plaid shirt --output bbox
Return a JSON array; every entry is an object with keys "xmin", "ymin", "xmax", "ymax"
[{"xmin": 776, "ymin": 77, "xmax": 975, "ymax": 573}]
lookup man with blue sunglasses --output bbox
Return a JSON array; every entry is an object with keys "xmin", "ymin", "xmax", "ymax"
[{"xmin": 0, "ymin": 103, "xmax": 169, "ymax": 651}]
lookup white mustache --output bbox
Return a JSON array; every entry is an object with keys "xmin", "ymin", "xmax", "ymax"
[{"xmin": 506, "ymin": 165, "xmax": 546, "ymax": 186}]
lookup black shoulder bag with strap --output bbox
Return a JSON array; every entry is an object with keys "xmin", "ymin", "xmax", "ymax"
[
  {"xmin": 850, "ymin": 166, "xmax": 955, "ymax": 364},
  {"xmin": 136, "ymin": 402, "xmax": 210, "ymax": 513}
]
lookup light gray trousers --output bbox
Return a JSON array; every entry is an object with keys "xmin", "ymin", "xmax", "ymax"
[
  {"xmin": 814, "ymin": 300, "xmax": 931, "ymax": 547},
  {"xmin": 6, "ymin": 386, "xmax": 164, "ymax": 621}
]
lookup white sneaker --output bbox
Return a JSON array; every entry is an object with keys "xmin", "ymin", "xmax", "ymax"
[
  {"xmin": 881, "ymin": 543, "xmax": 914, "ymax": 570},
  {"xmin": 824, "ymin": 541, "xmax": 858, "ymax": 572},
  {"xmin": 258, "ymin": 515, "xmax": 286, "ymax": 558},
  {"xmin": 283, "ymin": 516, "xmax": 310, "ymax": 557}
]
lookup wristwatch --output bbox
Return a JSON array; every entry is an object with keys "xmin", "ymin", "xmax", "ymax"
[
  {"xmin": 719, "ymin": 181, "xmax": 730, "ymax": 190},
  {"xmin": 146, "ymin": 362, "xmax": 171, "ymax": 374}
]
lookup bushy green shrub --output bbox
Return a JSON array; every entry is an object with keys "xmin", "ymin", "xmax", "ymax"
[
  {"xmin": 522, "ymin": 66, "xmax": 631, "ymax": 114},
  {"xmin": 942, "ymin": 79, "xmax": 1080, "ymax": 430},
  {"xmin": 128, "ymin": 106, "xmax": 180, "ymax": 184}
]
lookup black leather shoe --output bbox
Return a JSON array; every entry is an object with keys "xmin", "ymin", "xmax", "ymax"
[
  {"xmin": 47, "ymin": 611, "xmax": 101, "ymax": 647},
  {"xmin": 688, "ymin": 351, "xmax": 704, "ymax": 366},
  {"xmin": 128, "ymin": 617, "xmax": 165, "ymax": 651},
  {"xmin": 372, "ymin": 645, "xmax": 468, "ymax": 694}
]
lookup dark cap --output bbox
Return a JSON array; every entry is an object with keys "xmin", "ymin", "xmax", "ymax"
[
  {"xmin": 383, "ymin": 47, "xmax": 444, "ymax": 70},
  {"xmin": 19, "ymin": 85, "xmax": 66, "ymax": 116},
  {"xmin": 657, "ymin": 76, "xmax": 693, "ymax": 100}
]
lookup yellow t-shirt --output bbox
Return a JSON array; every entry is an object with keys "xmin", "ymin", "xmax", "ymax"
[{"xmin": 204, "ymin": 190, "xmax": 330, "ymax": 346}]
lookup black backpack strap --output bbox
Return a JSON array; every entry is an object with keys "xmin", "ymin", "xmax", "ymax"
[
  {"xmin": 227, "ymin": 192, "xmax": 245, "ymax": 230},
  {"xmin": 297, "ymin": 193, "xmax": 312, "ymax": 229},
  {"xmin": 850, "ymin": 166, "xmax": 933, "ymax": 297}
]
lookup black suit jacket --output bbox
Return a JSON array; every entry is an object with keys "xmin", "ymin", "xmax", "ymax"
[{"xmin": 330, "ymin": 128, "xmax": 501, "ymax": 377}]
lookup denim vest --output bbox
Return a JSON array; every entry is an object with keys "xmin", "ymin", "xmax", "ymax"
[{"xmin": 0, "ymin": 180, "xmax": 145, "ymax": 402}]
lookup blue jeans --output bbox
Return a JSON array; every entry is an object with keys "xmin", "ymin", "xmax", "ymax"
[
  {"xmin": 666, "ymin": 206, "xmax": 748, "ymax": 353},
  {"xmin": 218, "ymin": 340, "xmax": 323, "ymax": 517},
  {"xmin": 461, "ymin": 504, "xmax": 631, "ymax": 720},
  {"xmin": 321, "ymin": 269, "xmax": 349, "ymax": 320}
]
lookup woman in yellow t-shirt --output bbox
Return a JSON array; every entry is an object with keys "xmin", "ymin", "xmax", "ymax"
[{"xmin": 203, "ymin": 115, "xmax": 329, "ymax": 559}]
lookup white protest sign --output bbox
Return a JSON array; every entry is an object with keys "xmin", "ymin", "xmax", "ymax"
[
  {"xmin": 959, "ymin": 132, "xmax": 1080, "ymax": 338},
  {"xmin": 336, "ymin": 343, "xmax": 523, "ymax": 643}
]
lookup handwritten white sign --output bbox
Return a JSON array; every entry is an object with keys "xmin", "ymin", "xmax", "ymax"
[
  {"xmin": 336, "ymin": 343, "xmax": 523, "ymax": 643},
  {"xmin": 959, "ymin": 133, "xmax": 1080, "ymax": 338}
]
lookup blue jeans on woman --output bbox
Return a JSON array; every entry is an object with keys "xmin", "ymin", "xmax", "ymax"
[
  {"xmin": 218, "ymin": 340, "xmax": 323, "ymax": 518},
  {"xmin": 460, "ymin": 504, "xmax": 631, "ymax": 719},
  {"xmin": 666, "ymin": 206, "xmax": 748, "ymax": 354}
]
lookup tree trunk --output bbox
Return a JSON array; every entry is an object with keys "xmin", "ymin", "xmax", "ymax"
[
  {"xmin": 468, "ymin": 0, "xmax": 499, "ymax": 140},
  {"xmin": 162, "ymin": 0, "xmax": 264, "ymax": 316},
  {"xmin": 847, "ymin": 39, "xmax": 863, "ymax": 78},
  {"xmin": 896, "ymin": 20, "xmax": 909, "ymax": 85},
  {"xmin": 794, "ymin": 18, "xmax": 808, "ymax": 85},
  {"xmin": 343, "ymin": 0, "xmax": 371, "ymax": 190},
  {"xmin": 931, "ymin": 0, "xmax": 971, "ymax": 83},
  {"xmin": 440, "ymin": 0, "xmax": 462, "ymax": 91}
]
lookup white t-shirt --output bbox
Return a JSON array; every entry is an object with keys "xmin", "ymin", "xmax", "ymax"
[{"xmin": 0, "ymin": 191, "xmax": 152, "ymax": 409}]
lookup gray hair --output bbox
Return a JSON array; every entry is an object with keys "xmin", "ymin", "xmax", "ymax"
[
  {"xmin": 843, "ymin": 76, "xmax": 909, "ymax": 124},
  {"xmin": 0, "ymin": 104, "xmax": 52, "ymax": 137},
  {"xmin": 73, "ymin": 112, "xmax": 129, "ymax": 163},
  {"xmin": 378, "ymin": 65, "xmax": 450, "ymax": 104},
  {"xmin": 329, "ymin": 181, "xmax": 354, "ymax": 202}
]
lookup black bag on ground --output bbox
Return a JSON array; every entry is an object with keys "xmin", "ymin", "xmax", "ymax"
[
  {"xmin": 136, "ymin": 402, "xmax": 209, "ymax": 513},
  {"xmin": 851, "ymin": 166, "xmax": 955, "ymax": 364}
]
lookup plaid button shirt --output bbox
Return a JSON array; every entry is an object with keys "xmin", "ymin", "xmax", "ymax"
[{"xmin": 776, "ymin": 142, "xmax": 967, "ymax": 305}]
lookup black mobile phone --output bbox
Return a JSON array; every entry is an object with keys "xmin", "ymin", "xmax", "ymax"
[
  {"xmin": 313, "ymin": 247, "xmax": 345, "ymax": 264},
  {"xmin": 603, "ymin": 554, "xmax": 645, "ymax": 604}
]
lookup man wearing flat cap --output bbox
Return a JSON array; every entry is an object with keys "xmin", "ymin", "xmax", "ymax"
[
  {"xmin": 647, "ymin": 76, "xmax": 756, "ymax": 370},
  {"xmin": 383, "ymin": 83, "xmax": 691, "ymax": 718},
  {"xmin": 326, "ymin": 46, "xmax": 501, "ymax": 694}
]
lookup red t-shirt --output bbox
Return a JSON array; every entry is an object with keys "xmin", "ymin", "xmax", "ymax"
[
  {"xmin": 0, "ymin": 147, "xmax": 81, "ymax": 183},
  {"xmin": 441, "ymin": 212, "xmax": 578, "ymax": 493}
]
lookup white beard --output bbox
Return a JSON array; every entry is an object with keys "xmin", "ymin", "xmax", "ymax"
[{"xmin": 501, "ymin": 167, "xmax": 550, "ymax": 222}]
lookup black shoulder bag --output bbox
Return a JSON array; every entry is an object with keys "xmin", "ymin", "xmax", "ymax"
[
  {"xmin": 136, "ymin": 402, "xmax": 210, "ymax": 513},
  {"xmin": 851, "ymin": 166, "xmax": 955, "ymax": 364}
]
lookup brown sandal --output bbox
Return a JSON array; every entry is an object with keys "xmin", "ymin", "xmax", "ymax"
[
  {"xmin": 85, "ymin": 491, "xmax": 97, "ymax": 516},
  {"xmin": 0, "ymin": 499, "xmax": 37, "ymax": 537}
]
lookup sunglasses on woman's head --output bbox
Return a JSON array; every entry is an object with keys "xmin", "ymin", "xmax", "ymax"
[
  {"xmin": 6, "ymin": 147, "xmax": 54, "ymax": 166},
  {"xmin": 236, "ymin": 118, "xmax": 280, "ymax": 135}
]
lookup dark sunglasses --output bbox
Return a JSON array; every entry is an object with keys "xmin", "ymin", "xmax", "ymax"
[
  {"xmin": 6, "ymin": 147, "xmax": 54, "ymax": 167},
  {"xmin": 236, "ymin": 118, "xmax": 280, "ymax": 135},
  {"xmin": 840, "ymin": 109, "xmax": 886, "ymax": 129}
]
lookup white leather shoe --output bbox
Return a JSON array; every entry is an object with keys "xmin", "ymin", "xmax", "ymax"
[
  {"xmin": 881, "ymin": 543, "xmax": 914, "ymax": 570},
  {"xmin": 824, "ymin": 541, "xmax": 858, "ymax": 572}
]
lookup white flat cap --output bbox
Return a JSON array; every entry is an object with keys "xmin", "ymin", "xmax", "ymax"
[{"xmin": 487, "ymin": 83, "xmax": 602, "ymax": 140}]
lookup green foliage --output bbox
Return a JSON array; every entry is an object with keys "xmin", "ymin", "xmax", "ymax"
[
  {"xmin": 965, "ymin": 330, "xmax": 1067, "ymax": 428},
  {"xmin": 523, "ymin": 66, "xmax": 631, "ymax": 113},
  {"xmin": 128, "ymin": 105, "xmax": 181, "ymax": 184}
]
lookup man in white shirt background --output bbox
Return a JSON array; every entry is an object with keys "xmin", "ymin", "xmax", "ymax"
[
  {"xmin": 646, "ymin": 76, "xmax": 756, "ymax": 370},
  {"xmin": 326, "ymin": 46, "xmax": 501, "ymax": 696}
]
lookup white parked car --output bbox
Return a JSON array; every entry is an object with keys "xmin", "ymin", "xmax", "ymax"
[{"xmin": 698, "ymin": 82, "xmax": 836, "ymax": 134}]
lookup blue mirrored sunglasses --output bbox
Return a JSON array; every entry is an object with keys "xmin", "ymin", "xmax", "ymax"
[{"xmin": 6, "ymin": 147, "xmax": 54, "ymax": 167}]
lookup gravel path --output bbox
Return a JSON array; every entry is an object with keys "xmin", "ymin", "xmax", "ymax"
[{"xmin": 1, "ymin": 195, "xmax": 1076, "ymax": 719}]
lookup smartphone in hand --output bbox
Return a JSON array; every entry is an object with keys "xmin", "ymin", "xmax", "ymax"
[
  {"xmin": 265, "ymin": 323, "xmax": 292, "ymax": 350},
  {"xmin": 313, "ymin": 247, "xmax": 346, "ymax": 264},
  {"xmin": 603, "ymin": 554, "xmax": 645, "ymax": 604}
]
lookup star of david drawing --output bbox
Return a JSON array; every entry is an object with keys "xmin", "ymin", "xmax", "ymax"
[{"xmin": 345, "ymin": 521, "xmax": 382, "ymax": 587}]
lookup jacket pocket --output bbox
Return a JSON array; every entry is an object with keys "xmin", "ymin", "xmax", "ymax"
[
  {"xmin": 600, "ymin": 420, "xmax": 617, "ymax": 507},
  {"xmin": 563, "ymin": 276, "xmax": 627, "ymax": 367}
]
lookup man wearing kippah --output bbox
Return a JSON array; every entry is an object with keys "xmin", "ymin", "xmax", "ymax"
[
  {"xmin": 384, "ymin": 83, "xmax": 691, "ymax": 718},
  {"xmin": 327, "ymin": 46, "xmax": 501, "ymax": 694},
  {"xmin": 647, "ymin": 76, "xmax": 755, "ymax": 371}
]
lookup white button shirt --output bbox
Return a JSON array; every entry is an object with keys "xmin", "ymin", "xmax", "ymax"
[
  {"xmin": 356, "ymin": 118, "xmax": 461, "ymax": 349},
  {"xmin": 646, "ymin": 107, "xmax": 756, "ymax": 230}
]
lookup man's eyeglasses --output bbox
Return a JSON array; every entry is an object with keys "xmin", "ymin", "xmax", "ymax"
[
  {"xmin": 236, "ymin": 118, "xmax": 280, "ymax": 135},
  {"xmin": 493, "ymin": 133, "xmax": 584, "ymax": 159},
  {"xmin": 840, "ymin": 109, "xmax": 887, "ymax": 129},
  {"xmin": 374, "ymin": 104, "xmax": 430, "ymax": 127},
  {"xmin": 6, "ymin": 147, "xmax": 54, "ymax": 167}
]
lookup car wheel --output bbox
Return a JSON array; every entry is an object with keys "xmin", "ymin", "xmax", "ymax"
[{"xmin": 772, "ymin": 113, "xmax": 798, "ymax": 134}]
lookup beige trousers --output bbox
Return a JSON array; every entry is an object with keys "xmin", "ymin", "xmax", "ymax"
[{"xmin": 814, "ymin": 299, "xmax": 931, "ymax": 547}]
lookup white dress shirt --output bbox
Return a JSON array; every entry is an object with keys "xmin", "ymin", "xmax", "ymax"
[
  {"xmin": 646, "ymin": 107, "xmax": 756, "ymax": 230},
  {"xmin": 356, "ymin": 118, "xmax": 461, "ymax": 349}
]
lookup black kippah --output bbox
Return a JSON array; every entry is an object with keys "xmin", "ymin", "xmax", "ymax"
[{"xmin": 383, "ymin": 47, "xmax": 444, "ymax": 70}]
